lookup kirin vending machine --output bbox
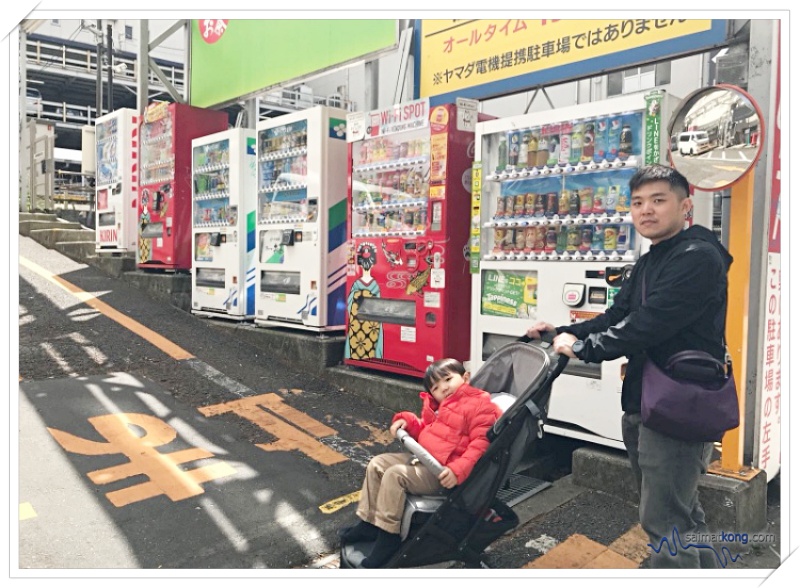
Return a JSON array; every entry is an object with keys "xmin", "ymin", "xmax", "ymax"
[
  {"xmin": 95, "ymin": 108, "xmax": 138, "ymax": 252},
  {"xmin": 470, "ymin": 91, "xmax": 679, "ymax": 449},
  {"xmin": 190, "ymin": 128, "xmax": 257, "ymax": 320},
  {"xmin": 138, "ymin": 101, "xmax": 228, "ymax": 271},
  {"xmin": 254, "ymin": 105, "xmax": 349, "ymax": 332},
  {"xmin": 344, "ymin": 98, "xmax": 487, "ymax": 377}
]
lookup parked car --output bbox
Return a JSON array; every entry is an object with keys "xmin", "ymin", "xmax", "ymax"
[
  {"xmin": 677, "ymin": 131, "xmax": 712, "ymax": 156},
  {"xmin": 26, "ymin": 88, "xmax": 42, "ymax": 118}
]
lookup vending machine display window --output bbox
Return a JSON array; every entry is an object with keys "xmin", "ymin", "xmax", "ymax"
[
  {"xmin": 193, "ymin": 138, "xmax": 233, "ymax": 228},
  {"xmin": 258, "ymin": 120, "xmax": 311, "ymax": 223}
]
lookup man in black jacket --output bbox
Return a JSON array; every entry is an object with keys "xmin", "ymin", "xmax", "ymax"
[{"xmin": 528, "ymin": 164, "xmax": 733, "ymax": 568}]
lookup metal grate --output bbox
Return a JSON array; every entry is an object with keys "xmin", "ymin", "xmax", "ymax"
[{"xmin": 497, "ymin": 473, "xmax": 551, "ymax": 507}]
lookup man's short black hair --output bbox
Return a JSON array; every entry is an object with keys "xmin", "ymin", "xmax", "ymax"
[{"xmin": 629, "ymin": 164, "xmax": 690, "ymax": 199}]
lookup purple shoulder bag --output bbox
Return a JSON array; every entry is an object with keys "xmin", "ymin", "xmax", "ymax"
[{"xmin": 639, "ymin": 278, "xmax": 740, "ymax": 442}]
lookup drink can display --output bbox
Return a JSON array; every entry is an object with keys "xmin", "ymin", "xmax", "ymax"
[
  {"xmin": 524, "ymin": 226, "xmax": 537, "ymax": 252},
  {"xmin": 566, "ymin": 226, "xmax": 580, "ymax": 251},
  {"xmin": 556, "ymin": 225, "xmax": 568, "ymax": 253},
  {"xmin": 534, "ymin": 225, "xmax": 547, "ymax": 251},
  {"xmin": 546, "ymin": 192, "xmax": 559, "ymax": 216},
  {"xmin": 493, "ymin": 228, "xmax": 506, "ymax": 252},
  {"xmin": 503, "ymin": 229, "xmax": 515, "ymax": 252},
  {"xmin": 568, "ymin": 190, "xmax": 580, "ymax": 216},
  {"xmin": 413, "ymin": 208, "xmax": 422, "ymax": 228},
  {"xmin": 606, "ymin": 185, "xmax": 620, "ymax": 215},
  {"xmin": 607, "ymin": 116, "xmax": 622, "ymax": 160},
  {"xmin": 570, "ymin": 122, "xmax": 584, "ymax": 165},
  {"xmin": 580, "ymin": 227, "xmax": 593, "ymax": 252},
  {"xmin": 592, "ymin": 225, "xmax": 605, "ymax": 251},
  {"xmin": 534, "ymin": 193, "xmax": 546, "ymax": 217},
  {"xmin": 616, "ymin": 184, "xmax": 632, "ymax": 214},
  {"xmin": 515, "ymin": 227, "xmax": 526, "ymax": 251},
  {"xmin": 581, "ymin": 122, "xmax": 595, "ymax": 163},
  {"xmin": 544, "ymin": 226, "xmax": 557, "ymax": 252},
  {"xmin": 616, "ymin": 224, "xmax": 630, "ymax": 251},
  {"xmin": 593, "ymin": 186, "xmax": 606, "ymax": 214},
  {"xmin": 604, "ymin": 225, "xmax": 619, "ymax": 251},
  {"xmin": 579, "ymin": 187, "xmax": 593, "ymax": 215},
  {"xmin": 558, "ymin": 191, "xmax": 570, "ymax": 216},
  {"xmin": 505, "ymin": 194, "xmax": 516, "ymax": 217},
  {"xmin": 404, "ymin": 210, "xmax": 415, "ymax": 227},
  {"xmin": 495, "ymin": 195, "xmax": 506, "ymax": 218},
  {"xmin": 524, "ymin": 193, "xmax": 536, "ymax": 216},
  {"xmin": 514, "ymin": 193, "xmax": 526, "ymax": 217},
  {"xmin": 593, "ymin": 117, "xmax": 608, "ymax": 163}
]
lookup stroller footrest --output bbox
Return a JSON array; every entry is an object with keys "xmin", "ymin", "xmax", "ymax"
[{"xmin": 497, "ymin": 473, "xmax": 551, "ymax": 507}]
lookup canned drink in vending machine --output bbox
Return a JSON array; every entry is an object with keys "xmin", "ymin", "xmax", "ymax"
[
  {"xmin": 525, "ymin": 193, "xmax": 536, "ymax": 217},
  {"xmin": 580, "ymin": 227, "xmax": 593, "ymax": 252},
  {"xmin": 593, "ymin": 186, "xmax": 606, "ymax": 214},
  {"xmin": 544, "ymin": 226, "xmax": 557, "ymax": 252},
  {"xmin": 558, "ymin": 191, "xmax": 571, "ymax": 216},
  {"xmin": 524, "ymin": 226, "xmax": 537, "ymax": 252},
  {"xmin": 495, "ymin": 195, "xmax": 506, "ymax": 219},
  {"xmin": 534, "ymin": 193, "xmax": 546, "ymax": 217},
  {"xmin": 515, "ymin": 227, "xmax": 526, "ymax": 251},
  {"xmin": 568, "ymin": 190, "xmax": 581, "ymax": 216},
  {"xmin": 504, "ymin": 229, "xmax": 517, "ymax": 252},
  {"xmin": 579, "ymin": 187, "xmax": 593, "ymax": 215},
  {"xmin": 514, "ymin": 193, "xmax": 526, "ymax": 217},
  {"xmin": 592, "ymin": 225, "xmax": 605, "ymax": 251},
  {"xmin": 534, "ymin": 225, "xmax": 547, "ymax": 252},
  {"xmin": 546, "ymin": 192, "xmax": 559, "ymax": 217},
  {"xmin": 604, "ymin": 225, "xmax": 619, "ymax": 251},
  {"xmin": 616, "ymin": 184, "xmax": 631, "ymax": 214},
  {"xmin": 566, "ymin": 226, "xmax": 580, "ymax": 252},
  {"xmin": 616, "ymin": 225, "xmax": 630, "ymax": 252},
  {"xmin": 493, "ymin": 228, "xmax": 506, "ymax": 252},
  {"xmin": 505, "ymin": 194, "xmax": 516, "ymax": 218}
]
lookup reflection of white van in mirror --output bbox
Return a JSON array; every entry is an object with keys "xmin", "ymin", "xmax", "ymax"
[{"xmin": 677, "ymin": 131, "xmax": 711, "ymax": 156}]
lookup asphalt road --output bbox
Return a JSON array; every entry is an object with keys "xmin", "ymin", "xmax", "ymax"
[{"xmin": 15, "ymin": 234, "xmax": 782, "ymax": 577}]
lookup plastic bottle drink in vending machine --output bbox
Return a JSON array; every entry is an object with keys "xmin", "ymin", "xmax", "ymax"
[
  {"xmin": 544, "ymin": 226, "xmax": 557, "ymax": 252},
  {"xmin": 518, "ymin": 131, "xmax": 530, "ymax": 169},
  {"xmin": 616, "ymin": 184, "xmax": 631, "ymax": 214},
  {"xmin": 559, "ymin": 121, "xmax": 573, "ymax": 166},
  {"xmin": 514, "ymin": 194, "xmax": 526, "ymax": 217},
  {"xmin": 546, "ymin": 192, "xmax": 559, "ymax": 217},
  {"xmin": 497, "ymin": 136, "xmax": 508, "ymax": 171},
  {"xmin": 495, "ymin": 195, "xmax": 506, "ymax": 219},
  {"xmin": 604, "ymin": 225, "xmax": 619, "ymax": 251},
  {"xmin": 605, "ymin": 185, "xmax": 619, "ymax": 215},
  {"xmin": 558, "ymin": 191, "xmax": 571, "ymax": 216},
  {"xmin": 570, "ymin": 122, "xmax": 584, "ymax": 165},
  {"xmin": 566, "ymin": 226, "xmax": 580, "ymax": 251},
  {"xmin": 594, "ymin": 118, "xmax": 608, "ymax": 163},
  {"xmin": 534, "ymin": 193, "xmax": 546, "ymax": 217},
  {"xmin": 607, "ymin": 117, "xmax": 622, "ymax": 161},
  {"xmin": 556, "ymin": 225, "xmax": 569, "ymax": 253},
  {"xmin": 508, "ymin": 132, "xmax": 520, "ymax": 167},
  {"xmin": 534, "ymin": 225, "xmax": 547, "ymax": 252},
  {"xmin": 593, "ymin": 186, "xmax": 606, "ymax": 214},
  {"xmin": 580, "ymin": 227, "xmax": 593, "ymax": 252},
  {"xmin": 524, "ymin": 193, "xmax": 536, "ymax": 217},
  {"xmin": 581, "ymin": 122, "xmax": 595, "ymax": 163},
  {"xmin": 515, "ymin": 227, "xmax": 526, "ymax": 251},
  {"xmin": 528, "ymin": 128, "xmax": 541, "ymax": 168},
  {"xmin": 524, "ymin": 226, "xmax": 536, "ymax": 252},
  {"xmin": 493, "ymin": 228, "xmax": 505, "ymax": 252},
  {"xmin": 619, "ymin": 124, "xmax": 633, "ymax": 161}
]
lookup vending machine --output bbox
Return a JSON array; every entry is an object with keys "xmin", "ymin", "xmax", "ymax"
[
  {"xmin": 254, "ymin": 105, "xmax": 349, "ymax": 332},
  {"xmin": 137, "ymin": 101, "xmax": 228, "ymax": 271},
  {"xmin": 95, "ymin": 108, "xmax": 138, "ymax": 252},
  {"xmin": 190, "ymin": 128, "xmax": 257, "ymax": 320},
  {"xmin": 344, "ymin": 98, "xmax": 488, "ymax": 377},
  {"xmin": 470, "ymin": 91, "xmax": 679, "ymax": 449}
]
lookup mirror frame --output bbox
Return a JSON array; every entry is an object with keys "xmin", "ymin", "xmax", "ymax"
[{"xmin": 667, "ymin": 83, "xmax": 766, "ymax": 192}]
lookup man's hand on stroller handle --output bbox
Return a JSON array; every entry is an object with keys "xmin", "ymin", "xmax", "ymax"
[{"xmin": 526, "ymin": 322, "xmax": 556, "ymax": 339}]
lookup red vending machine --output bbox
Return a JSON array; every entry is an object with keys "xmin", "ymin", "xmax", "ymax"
[
  {"xmin": 344, "ymin": 98, "xmax": 487, "ymax": 377},
  {"xmin": 138, "ymin": 101, "xmax": 228, "ymax": 270}
]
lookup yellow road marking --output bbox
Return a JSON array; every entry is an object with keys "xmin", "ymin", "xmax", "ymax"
[
  {"xmin": 319, "ymin": 491, "xmax": 361, "ymax": 514},
  {"xmin": 20, "ymin": 502, "xmax": 37, "ymax": 520},
  {"xmin": 19, "ymin": 256, "xmax": 194, "ymax": 361}
]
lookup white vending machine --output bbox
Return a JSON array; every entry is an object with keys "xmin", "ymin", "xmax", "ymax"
[
  {"xmin": 254, "ymin": 105, "xmax": 349, "ymax": 332},
  {"xmin": 190, "ymin": 128, "xmax": 258, "ymax": 320},
  {"xmin": 95, "ymin": 108, "xmax": 139, "ymax": 252},
  {"xmin": 470, "ymin": 91, "xmax": 679, "ymax": 449}
]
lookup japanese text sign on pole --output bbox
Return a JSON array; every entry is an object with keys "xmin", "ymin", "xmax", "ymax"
[{"xmin": 416, "ymin": 19, "xmax": 727, "ymax": 105}]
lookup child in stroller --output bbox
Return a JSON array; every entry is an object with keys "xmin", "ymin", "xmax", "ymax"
[{"xmin": 338, "ymin": 358, "xmax": 503, "ymax": 568}]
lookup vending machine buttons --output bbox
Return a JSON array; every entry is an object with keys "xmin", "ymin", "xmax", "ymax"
[{"xmin": 562, "ymin": 283, "xmax": 586, "ymax": 307}]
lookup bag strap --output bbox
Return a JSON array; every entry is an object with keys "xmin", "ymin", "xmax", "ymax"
[{"xmin": 665, "ymin": 350, "xmax": 725, "ymax": 371}]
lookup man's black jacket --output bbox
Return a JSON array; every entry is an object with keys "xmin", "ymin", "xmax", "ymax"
[{"xmin": 558, "ymin": 224, "xmax": 734, "ymax": 414}]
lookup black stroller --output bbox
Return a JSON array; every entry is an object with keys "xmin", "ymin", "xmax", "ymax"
[{"xmin": 340, "ymin": 336, "xmax": 569, "ymax": 569}]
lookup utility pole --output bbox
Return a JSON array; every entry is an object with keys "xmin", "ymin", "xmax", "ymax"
[
  {"xmin": 95, "ymin": 19, "xmax": 103, "ymax": 119},
  {"xmin": 107, "ymin": 23, "xmax": 114, "ymax": 113}
]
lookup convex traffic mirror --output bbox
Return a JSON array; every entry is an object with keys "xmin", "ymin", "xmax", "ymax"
[{"xmin": 667, "ymin": 84, "xmax": 765, "ymax": 191}]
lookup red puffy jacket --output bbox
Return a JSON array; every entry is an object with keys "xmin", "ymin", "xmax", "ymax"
[{"xmin": 392, "ymin": 383, "xmax": 502, "ymax": 484}]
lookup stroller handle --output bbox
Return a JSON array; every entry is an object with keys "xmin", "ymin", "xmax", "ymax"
[
  {"xmin": 517, "ymin": 332, "xmax": 571, "ymax": 379},
  {"xmin": 396, "ymin": 429, "xmax": 446, "ymax": 478}
]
